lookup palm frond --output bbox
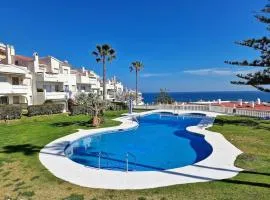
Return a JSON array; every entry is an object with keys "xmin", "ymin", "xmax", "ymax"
[
  {"xmin": 96, "ymin": 45, "xmax": 102, "ymax": 54},
  {"xmin": 92, "ymin": 51, "xmax": 98, "ymax": 57},
  {"xmin": 102, "ymin": 44, "xmax": 110, "ymax": 52}
]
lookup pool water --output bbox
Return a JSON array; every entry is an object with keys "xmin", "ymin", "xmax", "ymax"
[{"xmin": 65, "ymin": 113, "xmax": 213, "ymax": 171}]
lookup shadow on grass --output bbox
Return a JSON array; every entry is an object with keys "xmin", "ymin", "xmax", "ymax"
[
  {"xmin": 214, "ymin": 118, "xmax": 270, "ymax": 131},
  {"xmin": 0, "ymin": 144, "xmax": 42, "ymax": 155},
  {"xmin": 219, "ymin": 178, "xmax": 270, "ymax": 188},
  {"xmin": 51, "ymin": 120, "xmax": 92, "ymax": 128}
]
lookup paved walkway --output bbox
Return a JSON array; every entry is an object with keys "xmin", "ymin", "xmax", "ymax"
[{"xmin": 39, "ymin": 110, "xmax": 243, "ymax": 189}]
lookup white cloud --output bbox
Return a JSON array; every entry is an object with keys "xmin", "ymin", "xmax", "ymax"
[
  {"xmin": 140, "ymin": 73, "xmax": 171, "ymax": 78},
  {"xmin": 183, "ymin": 68, "xmax": 259, "ymax": 76}
]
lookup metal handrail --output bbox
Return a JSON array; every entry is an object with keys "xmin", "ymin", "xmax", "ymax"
[
  {"xmin": 132, "ymin": 116, "xmax": 139, "ymax": 123},
  {"xmin": 98, "ymin": 151, "xmax": 110, "ymax": 170},
  {"xmin": 126, "ymin": 152, "xmax": 137, "ymax": 172}
]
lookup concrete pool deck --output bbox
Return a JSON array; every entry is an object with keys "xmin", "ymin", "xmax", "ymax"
[{"xmin": 39, "ymin": 110, "xmax": 243, "ymax": 189}]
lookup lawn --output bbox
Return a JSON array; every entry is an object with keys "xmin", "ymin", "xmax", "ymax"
[{"xmin": 0, "ymin": 112, "xmax": 269, "ymax": 200}]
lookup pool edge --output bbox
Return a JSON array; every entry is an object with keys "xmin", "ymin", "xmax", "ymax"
[{"xmin": 39, "ymin": 110, "xmax": 243, "ymax": 190}]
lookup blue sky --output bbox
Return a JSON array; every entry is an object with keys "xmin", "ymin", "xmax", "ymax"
[{"xmin": 1, "ymin": 0, "xmax": 268, "ymax": 92}]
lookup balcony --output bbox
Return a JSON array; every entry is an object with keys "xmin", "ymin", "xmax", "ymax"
[
  {"xmin": 37, "ymin": 73, "xmax": 76, "ymax": 85},
  {"xmin": 77, "ymin": 76, "xmax": 90, "ymax": 84},
  {"xmin": 45, "ymin": 92, "xmax": 67, "ymax": 100},
  {"xmin": 0, "ymin": 83, "xmax": 29, "ymax": 94}
]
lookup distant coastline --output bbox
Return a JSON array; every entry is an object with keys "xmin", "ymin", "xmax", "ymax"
[{"xmin": 142, "ymin": 91, "xmax": 270, "ymax": 104}]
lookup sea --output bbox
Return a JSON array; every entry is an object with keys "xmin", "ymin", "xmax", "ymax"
[{"xmin": 142, "ymin": 91, "xmax": 270, "ymax": 104}]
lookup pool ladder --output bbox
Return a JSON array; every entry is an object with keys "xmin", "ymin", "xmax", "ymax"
[
  {"xmin": 132, "ymin": 116, "xmax": 139, "ymax": 123},
  {"xmin": 98, "ymin": 151, "xmax": 137, "ymax": 172},
  {"xmin": 126, "ymin": 152, "xmax": 137, "ymax": 172}
]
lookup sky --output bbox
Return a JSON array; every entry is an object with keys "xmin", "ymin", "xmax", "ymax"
[{"xmin": 0, "ymin": 0, "xmax": 268, "ymax": 92}]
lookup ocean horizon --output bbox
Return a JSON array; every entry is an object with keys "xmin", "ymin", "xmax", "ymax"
[{"xmin": 142, "ymin": 91, "xmax": 270, "ymax": 104}]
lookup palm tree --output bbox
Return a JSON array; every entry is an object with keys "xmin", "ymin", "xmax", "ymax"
[
  {"xmin": 130, "ymin": 61, "xmax": 144, "ymax": 105},
  {"xmin": 92, "ymin": 44, "xmax": 116, "ymax": 100}
]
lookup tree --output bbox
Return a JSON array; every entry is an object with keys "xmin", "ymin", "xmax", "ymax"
[
  {"xmin": 225, "ymin": 1, "xmax": 270, "ymax": 92},
  {"xmin": 130, "ymin": 61, "xmax": 144, "ymax": 105},
  {"xmin": 75, "ymin": 93, "xmax": 106, "ymax": 127},
  {"xmin": 155, "ymin": 89, "xmax": 174, "ymax": 104},
  {"xmin": 92, "ymin": 44, "xmax": 116, "ymax": 100}
]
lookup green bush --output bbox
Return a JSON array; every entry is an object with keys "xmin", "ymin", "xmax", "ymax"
[
  {"xmin": 0, "ymin": 105, "xmax": 22, "ymax": 120},
  {"xmin": 108, "ymin": 102, "xmax": 128, "ymax": 111},
  {"xmin": 70, "ymin": 105, "xmax": 93, "ymax": 116},
  {"xmin": 28, "ymin": 104, "xmax": 64, "ymax": 117}
]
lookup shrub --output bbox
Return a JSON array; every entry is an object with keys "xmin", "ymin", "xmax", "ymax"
[
  {"xmin": 70, "ymin": 105, "xmax": 93, "ymax": 116},
  {"xmin": 44, "ymin": 100, "xmax": 54, "ymax": 104},
  {"xmin": 0, "ymin": 105, "xmax": 22, "ymax": 120},
  {"xmin": 67, "ymin": 98, "xmax": 75, "ymax": 111},
  {"xmin": 28, "ymin": 104, "xmax": 64, "ymax": 117},
  {"xmin": 108, "ymin": 102, "xmax": 128, "ymax": 111}
]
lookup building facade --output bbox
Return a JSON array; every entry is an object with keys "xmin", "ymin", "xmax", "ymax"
[
  {"xmin": 0, "ymin": 44, "xmax": 33, "ymax": 105},
  {"xmin": 0, "ymin": 42, "xmax": 134, "ymax": 106}
]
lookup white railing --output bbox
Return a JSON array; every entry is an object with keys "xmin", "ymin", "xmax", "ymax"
[
  {"xmin": 0, "ymin": 84, "xmax": 29, "ymax": 94},
  {"xmin": 45, "ymin": 91, "xmax": 67, "ymax": 100},
  {"xmin": 134, "ymin": 104, "xmax": 209, "ymax": 111},
  {"xmin": 134, "ymin": 104, "xmax": 270, "ymax": 118}
]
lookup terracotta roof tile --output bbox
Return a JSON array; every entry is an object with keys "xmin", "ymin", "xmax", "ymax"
[{"xmin": 15, "ymin": 55, "xmax": 33, "ymax": 62}]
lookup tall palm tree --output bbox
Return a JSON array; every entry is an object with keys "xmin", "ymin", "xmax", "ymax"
[
  {"xmin": 92, "ymin": 44, "xmax": 116, "ymax": 100},
  {"xmin": 130, "ymin": 61, "xmax": 144, "ymax": 105}
]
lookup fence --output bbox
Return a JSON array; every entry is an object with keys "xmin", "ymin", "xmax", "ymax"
[{"xmin": 134, "ymin": 104, "xmax": 270, "ymax": 118}]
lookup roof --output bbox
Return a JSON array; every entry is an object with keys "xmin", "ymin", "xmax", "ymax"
[
  {"xmin": 212, "ymin": 102, "xmax": 270, "ymax": 111},
  {"xmin": 15, "ymin": 55, "xmax": 33, "ymax": 62}
]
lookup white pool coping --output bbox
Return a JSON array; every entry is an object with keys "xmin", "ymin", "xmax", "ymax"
[{"xmin": 39, "ymin": 110, "xmax": 243, "ymax": 190}]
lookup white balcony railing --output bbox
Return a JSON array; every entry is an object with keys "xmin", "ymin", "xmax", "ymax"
[
  {"xmin": 45, "ymin": 92, "xmax": 67, "ymax": 100},
  {"xmin": 0, "ymin": 84, "xmax": 29, "ymax": 94},
  {"xmin": 37, "ymin": 73, "xmax": 76, "ymax": 85},
  {"xmin": 134, "ymin": 104, "xmax": 270, "ymax": 118}
]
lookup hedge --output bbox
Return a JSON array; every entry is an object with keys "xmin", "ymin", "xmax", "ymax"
[
  {"xmin": 69, "ymin": 105, "xmax": 93, "ymax": 116},
  {"xmin": 28, "ymin": 104, "xmax": 64, "ymax": 117},
  {"xmin": 0, "ymin": 105, "xmax": 22, "ymax": 120},
  {"xmin": 108, "ymin": 102, "xmax": 128, "ymax": 111}
]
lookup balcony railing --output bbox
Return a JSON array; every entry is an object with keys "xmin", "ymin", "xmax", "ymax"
[
  {"xmin": 0, "ymin": 84, "xmax": 29, "ymax": 94},
  {"xmin": 45, "ymin": 92, "xmax": 67, "ymax": 100},
  {"xmin": 134, "ymin": 104, "xmax": 270, "ymax": 118}
]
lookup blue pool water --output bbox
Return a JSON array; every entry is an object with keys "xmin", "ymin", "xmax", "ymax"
[{"xmin": 65, "ymin": 113, "xmax": 213, "ymax": 172}]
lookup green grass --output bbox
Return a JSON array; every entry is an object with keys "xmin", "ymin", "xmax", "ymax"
[{"xmin": 0, "ymin": 113, "xmax": 269, "ymax": 199}]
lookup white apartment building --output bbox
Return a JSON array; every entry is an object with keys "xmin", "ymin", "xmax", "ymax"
[
  {"xmin": 100, "ymin": 76, "xmax": 124, "ymax": 101},
  {"xmin": 0, "ymin": 44, "xmax": 33, "ymax": 105},
  {"xmin": 75, "ymin": 67, "xmax": 101, "ymax": 95},
  {"xmin": 0, "ymin": 42, "xmax": 128, "ymax": 106}
]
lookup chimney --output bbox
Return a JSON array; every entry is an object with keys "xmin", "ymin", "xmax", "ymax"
[
  {"xmin": 251, "ymin": 101, "xmax": 255, "ymax": 108},
  {"xmin": 238, "ymin": 99, "xmax": 243, "ymax": 106},
  {"xmin": 33, "ymin": 52, "xmax": 39, "ymax": 72},
  {"xmin": 6, "ymin": 45, "xmax": 12, "ymax": 64},
  {"xmin": 217, "ymin": 99, "xmax": 221, "ymax": 105},
  {"xmin": 257, "ymin": 98, "xmax": 261, "ymax": 105}
]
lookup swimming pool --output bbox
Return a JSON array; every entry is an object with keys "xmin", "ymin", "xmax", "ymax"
[{"xmin": 65, "ymin": 112, "xmax": 213, "ymax": 172}]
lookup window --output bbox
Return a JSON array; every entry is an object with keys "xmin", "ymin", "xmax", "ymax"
[
  {"xmin": 0, "ymin": 96, "xmax": 8, "ymax": 104},
  {"xmin": 12, "ymin": 77, "xmax": 19, "ymax": 85},
  {"xmin": 13, "ymin": 96, "xmax": 20, "ymax": 104},
  {"xmin": 54, "ymin": 68, "xmax": 59, "ymax": 73},
  {"xmin": 0, "ymin": 75, "xmax": 7, "ymax": 82},
  {"xmin": 64, "ymin": 85, "xmax": 69, "ymax": 92},
  {"xmin": 55, "ymin": 85, "xmax": 60, "ymax": 92},
  {"xmin": 15, "ymin": 60, "xmax": 19, "ymax": 65},
  {"xmin": 63, "ymin": 69, "xmax": 68, "ymax": 74}
]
